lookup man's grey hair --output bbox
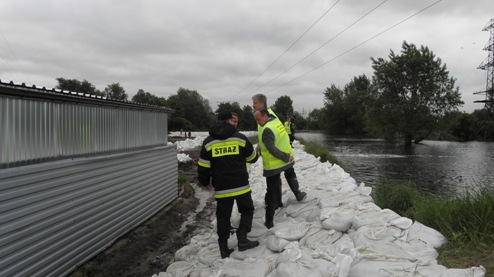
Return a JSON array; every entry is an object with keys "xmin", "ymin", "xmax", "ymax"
[{"xmin": 252, "ymin": 94, "xmax": 267, "ymax": 107}]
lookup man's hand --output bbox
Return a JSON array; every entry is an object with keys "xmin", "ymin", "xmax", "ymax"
[{"xmin": 288, "ymin": 156, "xmax": 295, "ymax": 163}]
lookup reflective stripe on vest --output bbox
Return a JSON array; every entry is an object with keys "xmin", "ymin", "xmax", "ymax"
[
  {"xmin": 258, "ymin": 119, "xmax": 293, "ymax": 171},
  {"xmin": 215, "ymin": 185, "xmax": 251, "ymax": 199}
]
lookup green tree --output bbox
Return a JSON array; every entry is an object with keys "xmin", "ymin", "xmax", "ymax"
[
  {"xmin": 56, "ymin": 78, "xmax": 103, "ymax": 96},
  {"xmin": 448, "ymin": 112, "xmax": 476, "ymax": 141},
  {"xmin": 366, "ymin": 41, "xmax": 463, "ymax": 146},
  {"xmin": 322, "ymin": 84, "xmax": 348, "ymax": 133},
  {"xmin": 343, "ymin": 75, "xmax": 371, "ymax": 134},
  {"xmin": 241, "ymin": 105, "xmax": 257, "ymax": 131},
  {"xmin": 104, "ymin": 83, "xmax": 128, "ymax": 100},
  {"xmin": 472, "ymin": 109, "xmax": 494, "ymax": 141},
  {"xmin": 307, "ymin": 108, "xmax": 324, "ymax": 130},
  {"xmin": 132, "ymin": 89, "xmax": 167, "ymax": 106},
  {"xmin": 291, "ymin": 111, "xmax": 307, "ymax": 131},
  {"xmin": 216, "ymin": 101, "xmax": 243, "ymax": 116},
  {"xmin": 167, "ymin": 87, "xmax": 213, "ymax": 130},
  {"xmin": 271, "ymin": 95, "xmax": 294, "ymax": 123}
]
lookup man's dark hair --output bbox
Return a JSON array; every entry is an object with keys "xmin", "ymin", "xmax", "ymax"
[{"xmin": 258, "ymin": 107, "xmax": 270, "ymax": 117}]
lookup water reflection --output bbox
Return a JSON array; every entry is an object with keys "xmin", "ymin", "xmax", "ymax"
[{"xmin": 297, "ymin": 132, "xmax": 494, "ymax": 195}]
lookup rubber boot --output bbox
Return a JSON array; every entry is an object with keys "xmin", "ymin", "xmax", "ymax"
[
  {"xmin": 287, "ymin": 178, "xmax": 307, "ymax": 201},
  {"xmin": 218, "ymin": 239, "xmax": 234, "ymax": 259},
  {"xmin": 237, "ymin": 231, "xmax": 259, "ymax": 251},
  {"xmin": 264, "ymin": 205, "xmax": 276, "ymax": 229}
]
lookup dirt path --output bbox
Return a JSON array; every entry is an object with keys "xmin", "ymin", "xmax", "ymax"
[{"xmin": 69, "ymin": 147, "xmax": 212, "ymax": 277}]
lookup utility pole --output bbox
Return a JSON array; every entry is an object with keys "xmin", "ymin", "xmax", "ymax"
[{"xmin": 474, "ymin": 18, "xmax": 494, "ymax": 116}]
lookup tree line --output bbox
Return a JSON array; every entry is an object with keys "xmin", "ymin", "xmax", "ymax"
[{"xmin": 56, "ymin": 41, "xmax": 494, "ymax": 144}]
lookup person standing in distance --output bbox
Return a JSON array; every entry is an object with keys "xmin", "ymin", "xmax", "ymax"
[
  {"xmin": 284, "ymin": 116, "xmax": 295, "ymax": 146},
  {"xmin": 197, "ymin": 111, "xmax": 259, "ymax": 258},
  {"xmin": 254, "ymin": 107, "xmax": 306, "ymax": 229},
  {"xmin": 252, "ymin": 94, "xmax": 306, "ymax": 207}
]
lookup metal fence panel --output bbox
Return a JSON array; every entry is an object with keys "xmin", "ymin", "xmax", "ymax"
[
  {"xmin": 0, "ymin": 146, "xmax": 178, "ymax": 277},
  {"xmin": 1, "ymin": 96, "xmax": 169, "ymax": 169}
]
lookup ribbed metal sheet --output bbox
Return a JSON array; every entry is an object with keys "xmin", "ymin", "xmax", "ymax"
[
  {"xmin": 0, "ymin": 146, "xmax": 178, "ymax": 277},
  {"xmin": 1, "ymin": 96, "xmax": 169, "ymax": 168}
]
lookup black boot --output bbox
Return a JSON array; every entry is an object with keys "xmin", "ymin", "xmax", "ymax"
[
  {"xmin": 218, "ymin": 239, "xmax": 234, "ymax": 258},
  {"xmin": 287, "ymin": 178, "xmax": 307, "ymax": 201},
  {"xmin": 264, "ymin": 205, "xmax": 276, "ymax": 229},
  {"xmin": 237, "ymin": 231, "xmax": 259, "ymax": 251}
]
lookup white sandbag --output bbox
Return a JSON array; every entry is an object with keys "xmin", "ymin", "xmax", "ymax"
[
  {"xmin": 324, "ymin": 234, "xmax": 355, "ymax": 258},
  {"xmin": 276, "ymin": 261, "xmax": 325, "ymax": 277},
  {"xmin": 151, "ymin": 272, "xmax": 173, "ymax": 277},
  {"xmin": 165, "ymin": 261, "xmax": 197, "ymax": 277},
  {"xmin": 407, "ymin": 221, "xmax": 447, "ymax": 248},
  {"xmin": 350, "ymin": 225, "xmax": 405, "ymax": 246},
  {"xmin": 349, "ymin": 259, "xmax": 424, "ymax": 277},
  {"xmin": 229, "ymin": 244, "xmax": 273, "ymax": 261},
  {"xmin": 275, "ymin": 243, "xmax": 303, "ymax": 264},
  {"xmin": 393, "ymin": 240, "xmax": 439, "ymax": 265},
  {"xmin": 357, "ymin": 182, "xmax": 372, "ymax": 196},
  {"xmin": 219, "ymin": 259, "xmax": 272, "ymax": 277},
  {"xmin": 190, "ymin": 231, "xmax": 215, "ymax": 247},
  {"xmin": 273, "ymin": 221, "xmax": 311, "ymax": 241},
  {"xmin": 174, "ymin": 243, "xmax": 202, "ymax": 261},
  {"xmin": 318, "ymin": 190, "xmax": 373, "ymax": 209},
  {"xmin": 338, "ymin": 178, "xmax": 358, "ymax": 192},
  {"xmin": 197, "ymin": 243, "xmax": 221, "ymax": 266},
  {"xmin": 334, "ymin": 253, "xmax": 353, "ymax": 277},
  {"xmin": 285, "ymin": 200, "xmax": 320, "ymax": 221},
  {"xmin": 390, "ymin": 216, "xmax": 413, "ymax": 229},
  {"xmin": 247, "ymin": 221, "xmax": 270, "ymax": 238},
  {"xmin": 351, "ymin": 208, "xmax": 401, "ymax": 230},
  {"xmin": 354, "ymin": 241, "xmax": 418, "ymax": 261},
  {"xmin": 189, "ymin": 267, "xmax": 221, "ymax": 277},
  {"xmin": 320, "ymin": 203, "xmax": 362, "ymax": 231},
  {"xmin": 276, "ymin": 250, "xmax": 335, "ymax": 277},
  {"xmin": 438, "ymin": 266, "xmax": 486, "ymax": 277},
  {"xmin": 266, "ymin": 234, "xmax": 291, "ymax": 252},
  {"xmin": 321, "ymin": 215, "xmax": 352, "ymax": 232},
  {"xmin": 304, "ymin": 229, "xmax": 343, "ymax": 251}
]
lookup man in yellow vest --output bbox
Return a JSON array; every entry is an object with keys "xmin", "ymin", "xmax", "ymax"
[
  {"xmin": 198, "ymin": 111, "xmax": 259, "ymax": 258},
  {"xmin": 254, "ymin": 107, "xmax": 307, "ymax": 229},
  {"xmin": 284, "ymin": 116, "xmax": 295, "ymax": 146},
  {"xmin": 252, "ymin": 94, "xmax": 306, "ymax": 208}
]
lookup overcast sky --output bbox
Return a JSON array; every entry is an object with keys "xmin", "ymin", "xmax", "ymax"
[{"xmin": 0, "ymin": 0, "xmax": 492, "ymax": 114}]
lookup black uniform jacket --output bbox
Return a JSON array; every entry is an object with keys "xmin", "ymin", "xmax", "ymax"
[{"xmin": 197, "ymin": 122, "xmax": 258, "ymax": 198}]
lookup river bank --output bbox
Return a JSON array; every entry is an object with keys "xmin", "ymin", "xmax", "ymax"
[{"xmin": 155, "ymin": 133, "xmax": 487, "ymax": 277}]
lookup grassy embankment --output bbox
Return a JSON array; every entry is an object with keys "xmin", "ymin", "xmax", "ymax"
[{"xmin": 290, "ymin": 137, "xmax": 494, "ymax": 275}]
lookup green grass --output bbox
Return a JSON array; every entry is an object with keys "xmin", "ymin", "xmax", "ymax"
[
  {"xmin": 373, "ymin": 180, "xmax": 494, "ymax": 275},
  {"xmin": 248, "ymin": 135, "xmax": 343, "ymax": 168},
  {"xmin": 296, "ymin": 137, "xmax": 343, "ymax": 167}
]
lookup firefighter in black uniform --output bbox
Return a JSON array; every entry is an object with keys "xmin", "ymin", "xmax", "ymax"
[{"xmin": 197, "ymin": 111, "xmax": 259, "ymax": 258}]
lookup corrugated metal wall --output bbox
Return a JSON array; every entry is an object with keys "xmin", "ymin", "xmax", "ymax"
[
  {"xmin": 0, "ymin": 82, "xmax": 179, "ymax": 277},
  {"xmin": 1, "ymin": 96, "xmax": 169, "ymax": 169},
  {"xmin": 0, "ymin": 146, "xmax": 178, "ymax": 277}
]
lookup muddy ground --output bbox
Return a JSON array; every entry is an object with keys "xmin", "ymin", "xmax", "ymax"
[{"xmin": 68, "ymin": 145, "xmax": 213, "ymax": 277}]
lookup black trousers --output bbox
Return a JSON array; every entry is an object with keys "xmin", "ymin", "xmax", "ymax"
[
  {"xmin": 216, "ymin": 192, "xmax": 254, "ymax": 240},
  {"xmin": 265, "ymin": 167, "xmax": 297, "ymax": 207}
]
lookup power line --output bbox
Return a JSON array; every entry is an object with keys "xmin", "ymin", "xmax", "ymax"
[
  {"xmin": 0, "ymin": 29, "xmax": 30, "ymax": 83},
  {"xmin": 267, "ymin": 0, "xmax": 443, "ymax": 94},
  {"xmin": 230, "ymin": 0, "xmax": 341, "ymax": 100},
  {"xmin": 254, "ymin": 0, "xmax": 389, "ymax": 93}
]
